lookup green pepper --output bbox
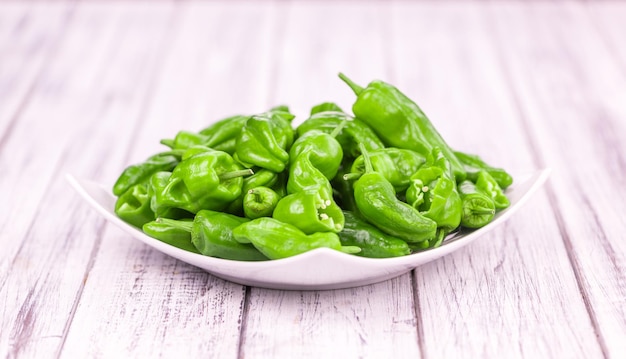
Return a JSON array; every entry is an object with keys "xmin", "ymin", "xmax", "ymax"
[
  {"xmin": 225, "ymin": 168, "xmax": 279, "ymax": 216},
  {"xmin": 142, "ymin": 219, "xmax": 199, "ymax": 253},
  {"xmin": 348, "ymin": 148, "xmax": 425, "ymax": 192},
  {"xmin": 296, "ymin": 110, "xmax": 385, "ymax": 159},
  {"xmin": 233, "ymin": 217, "xmax": 360, "ymax": 260},
  {"xmin": 158, "ymin": 210, "xmax": 267, "ymax": 261},
  {"xmin": 286, "ymin": 150, "xmax": 334, "ymax": 196},
  {"xmin": 244, "ymin": 186, "xmax": 280, "ymax": 219},
  {"xmin": 339, "ymin": 73, "xmax": 466, "ymax": 181},
  {"xmin": 151, "ymin": 151, "xmax": 252, "ymax": 215},
  {"xmin": 160, "ymin": 115, "xmax": 249, "ymax": 155},
  {"xmin": 273, "ymin": 189, "xmax": 344, "ymax": 234},
  {"xmin": 234, "ymin": 109, "xmax": 295, "ymax": 172},
  {"xmin": 475, "ymin": 170, "xmax": 510, "ymax": 209},
  {"xmin": 352, "ymin": 144, "xmax": 437, "ymax": 243},
  {"xmin": 331, "ymin": 165, "xmax": 360, "ymax": 214},
  {"xmin": 406, "ymin": 148, "xmax": 462, "ymax": 235},
  {"xmin": 457, "ymin": 180, "xmax": 496, "ymax": 229},
  {"xmin": 199, "ymin": 115, "xmax": 249, "ymax": 149},
  {"xmin": 289, "ymin": 129, "xmax": 344, "ymax": 180},
  {"xmin": 339, "ymin": 211, "xmax": 410, "ymax": 258},
  {"xmin": 112, "ymin": 151, "xmax": 182, "ymax": 196},
  {"xmin": 115, "ymin": 183, "xmax": 155, "ymax": 228},
  {"xmin": 310, "ymin": 102, "xmax": 344, "ymax": 115},
  {"xmin": 454, "ymin": 150, "xmax": 513, "ymax": 189}
]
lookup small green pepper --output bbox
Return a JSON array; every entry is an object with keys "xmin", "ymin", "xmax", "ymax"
[
  {"xmin": 339, "ymin": 211, "xmax": 410, "ymax": 258},
  {"xmin": 151, "ymin": 151, "xmax": 252, "ymax": 215},
  {"xmin": 115, "ymin": 183, "xmax": 154, "ymax": 228},
  {"xmin": 405, "ymin": 148, "xmax": 462, "ymax": 238},
  {"xmin": 339, "ymin": 73, "xmax": 466, "ymax": 181},
  {"xmin": 159, "ymin": 210, "xmax": 267, "ymax": 261},
  {"xmin": 286, "ymin": 150, "xmax": 334, "ymax": 196},
  {"xmin": 244, "ymin": 186, "xmax": 280, "ymax": 219},
  {"xmin": 142, "ymin": 219, "xmax": 199, "ymax": 253},
  {"xmin": 348, "ymin": 148, "xmax": 426, "ymax": 192},
  {"xmin": 475, "ymin": 170, "xmax": 510, "ymax": 209},
  {"xmin": 457, "ymin": 180, "xmax": 496, "ymax": 229},
  {"xmin": 273, "ymin": 189, "xmax": 344, "ymax": 234},
  {"xmin": 233, "ymin": 217, "xmax": 360, "ymax": 260},
  {"xmin": 112, "ymin": 151, "xmax": 182, "ymax": 196},
  {"xmin": 310, "ymin": 102, "xmax": 344, "ymax": 115},
  {"xmin": 160, "ymin": 115, "xmax": 249, "ymax": 155},
  {"xmin": 296, "ymin": 110, "xmax": 385, "ymax": 159},
  {"xmin": 454, "ymin": 150, "xmax": 513, "ymax": 189},
  {"xmin": 225, "ymin": 168, "xmax": 279, "ymax": 216},
  {"xmin": 352, "ymin": 144, "xmax": 437, "ymax": 243},
  {"xmin": 234, "ymin": 109, "xmax": 295, "ymax": 172},
  {"xmin": 289, "ymin": 127, "xmax": 345, "ymax": 180}
]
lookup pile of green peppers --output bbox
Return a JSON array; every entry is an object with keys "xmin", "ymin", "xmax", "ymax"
[{"xmin": 112, "ymin": 73, "xmax": 513, "ymax": 261}]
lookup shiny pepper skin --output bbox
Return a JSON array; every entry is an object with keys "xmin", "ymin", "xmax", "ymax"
[
  {"xmin": 233, "ymin": 217, "xmax": 360, "ymax": 260},
  {"xmin": 339, "ymin": 73, "xmax": 466, "ymax": 182}
]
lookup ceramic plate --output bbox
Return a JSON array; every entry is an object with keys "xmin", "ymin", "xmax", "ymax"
[{"xmin": 66, "ymin": 169, "xmax": 550, "ymax": 290}]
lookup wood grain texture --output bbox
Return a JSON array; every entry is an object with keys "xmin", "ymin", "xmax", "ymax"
[
  {"xmin": 59, "ymin": 2, "xmax": 288, "ymax": 358},
  {"xmin": 239, "ymin": 2, "xmax": 421, "ymax": 358},
  {"xmin": 388, "ymin": 2, "xmax": 602, "ymax": 358},
  {"xmin": 1, "ymin": 2, "xmax": 176, "ymax": 358},
  {"xmin": 488, "ymin": 2, "xmax": 626, "ymax": 358},
  {"xmin": 0, "ymin": 1, "xmax": 625, "ymax": 358}
]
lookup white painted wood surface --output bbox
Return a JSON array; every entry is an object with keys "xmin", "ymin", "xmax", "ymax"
[{"xmin": 1, "ymin": 1, "xmax": 625, "ymax": 358}]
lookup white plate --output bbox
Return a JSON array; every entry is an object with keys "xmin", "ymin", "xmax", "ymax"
[{"xmin": 66, "ymin": 169, "xmax": 550, "ymax": 290}]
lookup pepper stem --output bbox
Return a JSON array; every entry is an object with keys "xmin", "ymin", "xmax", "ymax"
[
  {"xmin": 358, "ymin": 143, "xmax": 374, "ymax": 174},
  {"xmin": 156, "ymin": 217, "xmax": 193, "ymax": 233},
  {"xmin": 338, "ymin": 73, "xmax": 364, "ymax": 95},
  {"xmin": 219, "ymin": 168, "xmax": 254, "ymax": 181},
  {"xmin": 329, "ymin": 118, "xmax": 349, "ymax": 138},
  {"xmin": 160, "ymin": 138, "xmax": 175, "ymax": 148},
  {"xmin": 470, "ymin": 206, "xmax": 496, "ymax": 215},
  {"xmin": 342, "ymin": 172, "xmax": 363, "ymax": 181}
]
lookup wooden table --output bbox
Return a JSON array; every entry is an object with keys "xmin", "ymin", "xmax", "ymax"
[{"xmin": 2, "ymin": 1, "xmax": 625, "ymax": 358}]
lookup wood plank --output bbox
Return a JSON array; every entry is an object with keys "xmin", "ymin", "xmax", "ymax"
[
  {"xmin": 389, "ymin": 1, "xmax": 603, "ymax": 358},
  {"xmin": 0, "ymin": 2, "xmax": 117, "ymax": 279},
  {"xmin": 0, "ymin": 2, "xmax": 74, "ymax": 138},
  {"xmin": 0, "ymin": 2, "xmax": 177, "ymax": 358},
  {"xmin": 59, "ymin": 1, "xmax": 289, "ymax": 357},
  {"xmin": 487, "ymin": 1, "xmax": 626, "ymax": 357},
  {"xmin": 238, "ymin": 2, "xmax": 421, "ymax": 358}
]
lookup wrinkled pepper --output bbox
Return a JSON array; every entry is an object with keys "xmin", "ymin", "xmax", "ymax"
[
  {"xmin": 160, "ymin": 115, "xmax": 249, "ymax": 155},
  {"xmin": 234, "ymin": 109, "xmax": 295, "ymax": 172},
  {"xmin": 339, "ymin": 73, "xmax": 466, "ymax": 181},
  {"xmin": 457, "ymin": 180, "xmax": 496, "ymax": 229},
  {"xmin": 151, "ymin": 151, "xmax": 252, "ymax": 215},
  {"xmin": 454, "ymin": 150, "xmax": 513, "ymax": 189},
  {"xmin": 296, "ymin": 110, "xmax": 385, "ymax": 159},
  {"xmin": 159, "ymin": 210, "xmax": 267, "ymax": 261},
  {"xmin": 352, "ymin": 144, "xmax": 437, "ymax": 243},
  {"xmin": 243, "ymin": 186, "xmax": 280, "ymax": 219},
  {"xmin": 273, "ymin": 189, "xmax": 344, "ymax": 234},
  {"xmin": 289, "ymin": 126, "xmax": 345, "ymax": 180},
  {"xmin": 113, "ymin": 151, "xmax": 182, "ymax": 196},
  {"xmin": 405, "ymin": 148, "xmax": 462, "ymax": 247},
  {"xmin": 476, "ymin": 170, "xmax": 510, "ymax": 209},
  {"xmin": 286, "ymin": 150, "xmax": 334, "ymax": 196},
  {"xmin": 233, "ymin": 217, "xmax": 360, "ymax": 260},
  {"xmin": 115, "ymin": 182, "xmax": 155, "ymax": 228},
  {"xmin": 142, "ymin": 219, "xmax": 199, "ymax": 253},
  {"xmin": 339, "ymin": 211, "xmax": 411, "ymax": 258},
  {"xmin": 348, "ymin": 148, "xmax": 426, "ymax": 192}
]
